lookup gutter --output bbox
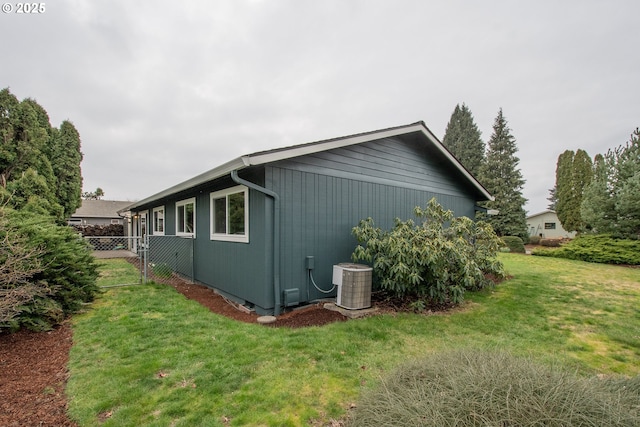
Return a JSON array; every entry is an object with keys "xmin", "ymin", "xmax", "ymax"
[{"xmin": 230, "ymin": 170, "xmax": 282, "ymax": 316}]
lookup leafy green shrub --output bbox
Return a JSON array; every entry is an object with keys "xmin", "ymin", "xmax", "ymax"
[
  {"xmin": 351, "ymin": 198, "xmax": 505, "ymax": 306},
  {"xmin": 346, "ymin": 350, "xmax": 640, "ymax": 427},
  {"xmin": 501, "ymin": 236, "xmax": 525, "ymax": 253},
  {"xmin": 533, "ymin": 234, "xmax": 640, "ymax": 265},
  {"xmin": 0, "ymin": 207, "xmax": 100, "ymax": 331},
  {"xmin": 528, "ymin": 235, "xmax": 541, "ymax": 245}
]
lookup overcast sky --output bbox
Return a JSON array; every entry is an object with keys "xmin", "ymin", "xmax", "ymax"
[{"xmin": 2, "ymin": 0, "xmax": 639, "ymax": 215}]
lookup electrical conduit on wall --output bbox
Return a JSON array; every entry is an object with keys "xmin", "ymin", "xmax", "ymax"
[{"xmin": 230, "ymin": 170, "xmax": 282, "ymax": 316}]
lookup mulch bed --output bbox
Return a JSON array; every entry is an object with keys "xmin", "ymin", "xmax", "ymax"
[{"xmin": 0, "ymin": 323, "xmax": 77, "ymax": 427}]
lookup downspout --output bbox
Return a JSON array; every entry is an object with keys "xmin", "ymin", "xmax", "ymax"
[{"xmin": 230, "ymin": 170, "xmax": 282, "ymax": 316}]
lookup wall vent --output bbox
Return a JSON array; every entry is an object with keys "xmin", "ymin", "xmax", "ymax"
[{"xmin": 283, "ymin": 288, "xmax": 299, "ymax": 307}]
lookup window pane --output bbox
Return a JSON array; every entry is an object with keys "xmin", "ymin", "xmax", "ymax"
[
  {"xmin": 228, "ymin": 192, "xmax": 245, "ymax": 235},
  {"xmin": 214, "ymin": 197, "xmax": 226, "ymax": 234},
  {"xmin": 185, "ymin": 203, "xmax": 194, "ymax": 233},
  {"xmin": 177, "ymin": 206, "xmax": 185, "ymax": 233},
  {"xmin": 154, "ymin": 209, "xmax": 164, "ymax": 232}
]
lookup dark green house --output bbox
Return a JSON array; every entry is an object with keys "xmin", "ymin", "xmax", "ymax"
[{"xmin": 123, "ymin": 122, "xmax": 492, "ymax": 315}]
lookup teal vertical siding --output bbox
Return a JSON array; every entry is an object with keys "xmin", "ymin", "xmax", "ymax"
[
  {"xmin": 267, "ymin": 135, "xmax": 480, "ymax": 303},
  {"xmin": 134, "ymin": 134, "xmax": 486, "ymax": 314},
  {"xmin": 268, "ymin": 167, "xmax": 475, "ymax": 302},
  {"xmin": 192, "ymin": 186, "xmax": 273, "ymax": 312}
]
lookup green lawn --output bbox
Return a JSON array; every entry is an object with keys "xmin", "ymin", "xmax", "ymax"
[{"xmin": 67, "ymin": 255, "xmax": 640, "ymax": 426}]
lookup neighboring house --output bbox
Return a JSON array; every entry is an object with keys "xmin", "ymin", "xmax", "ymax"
[
  {"xmin": 68, "ymin": 199, "xmax": 132, "ymax": 226},
  {"xmin": 527, "ymin": 210, "xmax": 576, "ymax": 239},
  {"xmin": 122, "ymin": 121, "xmax": 493, "ymax": 315}
]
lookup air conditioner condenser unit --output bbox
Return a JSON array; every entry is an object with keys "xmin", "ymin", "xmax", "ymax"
[{"xmin": 332, "ymin": 263, "xmax": 372, "ymax": 310}]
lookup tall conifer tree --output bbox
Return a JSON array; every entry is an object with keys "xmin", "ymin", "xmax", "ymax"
[
  {"xmin": 581, "ymin": 129, "xmax": 640, "ymax": 238},
  {"xmin": 442, "ymin": 103, "xmax": 485, "ymax": 177},
  {"xmin": 479, "ymin": 109, "xmax": 528, "ymax": 239},
  {"xmin": 0, "ymin": 88, "xmax": 83, "ymax": 219},
  {"xmin": 51, "ymin": 121, "xmax": 83, "ymax": 218},
  {"xmin": 581, "ymin": 153, "xmax": 615, "ymax": 233},
  {"xmin": 554, "ymin": 149, "xmax": 592, "ymax": 233}
]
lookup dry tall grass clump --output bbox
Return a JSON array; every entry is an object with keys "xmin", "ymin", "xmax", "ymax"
[{"xmin": 346, "ymin": 350, "xmax": 639, "ymax": 427}]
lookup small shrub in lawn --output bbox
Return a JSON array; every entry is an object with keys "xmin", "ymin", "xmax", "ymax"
[
  {"xmin": 534, "ymin": 234, "xmax": 640, "ymax": 265},
  {"xmin": 528, "ymin": 235, "xmax": 541, "ymax": 245},
  {"xmin": 352, "ymin": 198, "xmax": 505, "ymax": 306},
  {"xmin": 541, "ymin": 238, "xmax": 563, "ymax": 247},
  {"xmin": 501, "ymin": 236, "xmax": 525, "ymax": 253},
  {"xmin": 346, "ymin": 349, "xmax": 640, "ymax": 427}
]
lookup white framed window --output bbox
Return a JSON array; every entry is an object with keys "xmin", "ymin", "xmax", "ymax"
[
  {"xmin": 210, "ymin": 186, "xmax": 249, "ymax": 243},
  {"xmin": 176, "ymin": 198, "xmax": 196, "ymax": 237},
  {"xmin": 152, "ymin": 206, "xmax": 165, "ymax": 235}
]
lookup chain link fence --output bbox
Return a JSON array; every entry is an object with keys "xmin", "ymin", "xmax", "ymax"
[
  {"xmin": 86, "ymin": 234, "xmax": 195, "ymax": 285},
  {"xmin": 144, "ymin": 235, "xmax": 195, "ymax": 285},
  {"xmin": 85, "ymin": 235, "xmax": 136, "ymax": 252},
  {"xmin": 85, "ymin": 235, "xmax": 144, "ymax": 285}
]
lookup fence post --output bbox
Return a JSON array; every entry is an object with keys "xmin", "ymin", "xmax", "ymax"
[{"xmin": 143, "ymin": 234, "xmax": 149, "ymax": 283}]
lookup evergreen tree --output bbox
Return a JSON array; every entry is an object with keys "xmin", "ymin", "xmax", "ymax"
[
  {"xmin": 0, "ymin": 88, "xmax": 83, "ymax": 220},
  {"xmin": 51, "ymin": 121, "xmax": 83, "ymax": 217},
  {"xmin": 442, "ymin": 103, "xmax": 485, "ymax": 177},
  {"xmin": 554, "ymin": 149, "xmax": 592, "ymax": 232},
  {"xmin": 555, "ymin": 150, "xmax": 574, "ymax": 223},
  {"xmin": 614, "ymin": 128, "xmax": 640, "ymax": 238},
  {"xmin": 581, "ymin": 129, "xmax": 640, "ymax": 238},
  {"xmin": 581, "ymin": 153, "xmax": 615, "ymax": 233},
  {"xmin": 479, "ymin": 109, "xmax": 528, "ymax": 240}
]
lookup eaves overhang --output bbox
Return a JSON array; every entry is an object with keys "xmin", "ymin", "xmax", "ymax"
[{"xmin": 120, "ymin": 121, "xmax": 493, "ymax": 213}]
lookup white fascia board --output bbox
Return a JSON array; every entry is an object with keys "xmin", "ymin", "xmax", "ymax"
[
  {"xmin": 239, "ymin": 122, "xmax": 492, "ymax": 202},
  {"xmin": 243, "ymin": 123, "xmax": 426, "ymax": 166},
  {"xmin": 418, "ymin": 126, "xmax": 494, "ymax": 202},
  {"xmin": 123, "ymin": 157, "xmax": 247, "ymax": 212},
  {"xmin": 123, "ymin": 121, "xmax": 493, "ymax": 213}
]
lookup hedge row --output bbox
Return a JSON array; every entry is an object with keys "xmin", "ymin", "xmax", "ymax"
[{"xmin": 532, "ymin": 234, "xmax": 640, "ymax": 265}]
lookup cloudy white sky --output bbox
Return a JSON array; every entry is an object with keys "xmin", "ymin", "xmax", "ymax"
[{"xmin": 2, "ymin": 0, "xmax": 638, "ymax": 215}]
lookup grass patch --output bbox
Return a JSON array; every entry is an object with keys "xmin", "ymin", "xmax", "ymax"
[
  {"xmin": 67, "ymin": 254, "xmax": 640, "ymax": 426},
  {"xmin": 94, "ymin": 258, "xmax": 141, "ymax": 287}
]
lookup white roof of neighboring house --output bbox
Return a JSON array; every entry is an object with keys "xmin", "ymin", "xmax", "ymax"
[
  {"xmin": 121, "ymin": 121, "xmax": 493, "ymax": 213},
  {"xmin": 71, "ymin": 200, "xmax": 132, "ymax": 219},
  {"xmin": 526, "ymin": 209, "xmax": 556, "ymax": 220}
]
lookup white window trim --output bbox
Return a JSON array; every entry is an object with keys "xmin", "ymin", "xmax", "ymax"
[
  {"xmin": 210, "ymin": 185, "xmax": 249, "ymax": 243},
  {"xmin": 176, "ymin": 198, "xmax": 196, "ymax": 237},
  {"xmin": 152, "ymin": 206, "xmax": 165, "ymax": 235}
]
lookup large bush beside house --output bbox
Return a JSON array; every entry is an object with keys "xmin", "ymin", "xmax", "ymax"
[
  {"xmin": 351, "ymin": 198, "xmax": 505, "ymax": 306},
  {"xmin": 533, "ymin": 234, "xmax": 640, "ymax": 265},
  {"xmin": 0, "ymin": 207, "xmax": 100, "ymax": 331}
]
